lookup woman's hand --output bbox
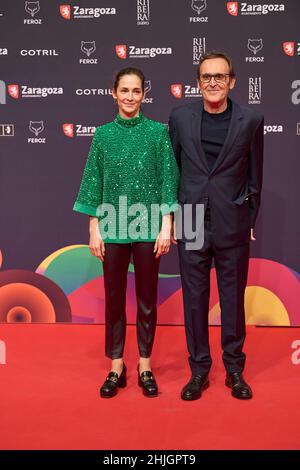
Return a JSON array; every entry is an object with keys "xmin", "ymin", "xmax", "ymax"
[
  {"xmin": 153, "ymin": 214, "xmax": 172, "ymax": 258},
  {"xmin": 89, "ymin": 217, "xmax": 105, "ymax": 261}
]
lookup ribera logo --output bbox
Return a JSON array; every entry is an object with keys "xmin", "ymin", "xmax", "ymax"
[
  {"xmin": 20, "ymin": 49, "xmax": 59, "ymax": 57},
  {"xmin": 24, "ymin": 1, "xmax": 42, "ymax": 24},
  {"xmin": 79, "ymin": 41, "xmax": 98, "ymax": 64},
  {"xmin": 0, "ymin": 124, "xmax": 14, "ymax": 136},
  {"xmin": 229, "ymin": 2, "xmax": 285, "ymax": 16},
  {"xmin": 246, "ymin": 39, "xmax": 264, "ymax": 62},
  {"xmin": 115, "ymin": 44, "xmax": 172, "ymax": 59},
  {"xmin": 0, "ymin": 48, "xmax": 8, "ymax": 55},
  {"xmin": 193, "ymin": 37, "xmax": 206, "ymax": 65},
  {"xmin": 283, "ymin": 42, "xmax": 300, "ymax": 57},
  {"xmin": 264, "ymin": 124, "xmax": 283, "ymax": 135},
  {"xmin": 171, "ymin": 83, "xmax": 202, "ymax": 99},
  {"xmin": 137, "ymin": 0, "xmax": 150, "ymax": 26},
  {"xmin": 190, "ymin": 0, "xmax": 208, "ymax": 22},
  {"xmin": 60, "ymin": 5, "xmax": 117, "ymax": 20},
  {"xmin": 63, "ymin": 123, "xmax": 96, "ymax": 137},
  {"xmin": 8, "ymin": 84, "xmax": 63, "ymax": 99},
  {"xmin": 28, "ymin": 120, "xmax": 46, "ymax": 143},
  {"xmin": 248, "ymin": 77, "xmax": 262, "ymax": 104},
  {"xmin": 76, "ymin": 87, "xmax": 112, "ymax": 96}
]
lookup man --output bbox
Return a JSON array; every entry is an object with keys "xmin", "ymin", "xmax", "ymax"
[{"xmin": 169, "ymin": 52, "xmax": 264, "ymax": 400}]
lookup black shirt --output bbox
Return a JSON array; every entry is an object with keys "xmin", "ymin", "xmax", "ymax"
[{"xmin": 201, "ymin": 100, "xmax": 232, "ymax": 171}]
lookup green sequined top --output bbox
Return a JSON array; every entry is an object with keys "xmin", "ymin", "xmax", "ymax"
[{"xmin": 73, "ymin": 113, "xmax": 179, "ymax": 243}]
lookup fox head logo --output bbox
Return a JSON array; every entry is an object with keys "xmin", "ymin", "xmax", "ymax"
[
  {"xmin": 115, "ymin": 45, "xmax": 127, "ymax": 59},
  {"xmin": 248, "ymin": 39, "xmax": 263, "ymax": 55},
  {"xmin": 144, "ymin": 80, "xmax": 151, "ymax": 94},
  {"xmin": 63, "ymin": 123, "xmax": 74, "ymax": 137},
  {"xmin": 81, "ymin": 41, "xmax": 96, "ymax": 57},
  {"xmin": 171, "ymin": 84, "xmax": 183, "ymax": 99},
  {"xmin": 283, "ymin": 42, "xmax": 295, "ymax": 57},
  {"xmin": 60, "ymin": 5, "xmax": 71, "ymax": 19},
  {"xmin": 8, "ymin": 85, "xmax": 19, "ymax": 99},
  {"xmin": 191, "ymin": 0, "xmax": 207, "ymax": 15},
  {"xmin": 29, "ymin": 121, "xmax": 44, "ymax": 136},
  {"xmin": 227, "ymin": 2, "xmax": 238, "ymax": 16},
  {"xmin": 25, "ymin": 1, "xmax": 40, "ymax": 17}
]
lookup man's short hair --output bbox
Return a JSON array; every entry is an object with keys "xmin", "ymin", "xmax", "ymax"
[{"xmin": 197, "ymin": 51, "xmax": 235, "ymax": 80}]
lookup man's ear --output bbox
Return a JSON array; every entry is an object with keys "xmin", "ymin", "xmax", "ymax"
[{"xmin": 229, "ymin": 77, "xmax": 236, "ymax": 90}]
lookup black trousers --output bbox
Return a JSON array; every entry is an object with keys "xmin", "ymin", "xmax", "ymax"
[
  {"xmin": 103, "ymin": 242, "xmax": 160, "ymax": 359},
  {"xmin": 178, "ymin": 209, "xmax": 250, "ymax": 376}
]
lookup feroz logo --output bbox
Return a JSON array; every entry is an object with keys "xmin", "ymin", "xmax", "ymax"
[
  {"xmin": 291, "ymin": 80, "xmax": 300, "ymax": 105},
  {"xmin": 0, "ymin": 340, "xmax": 6, "ymax": 365},
  {"xmin": 28, "ymin": 121, "xmax": 46, "ymax": 143},
  {"xmin": 63, "ymin": 123, "xmax": 74, "ymax": 137},
  {"xmin": 29, "ymin": 120, "xmax": 44, "ymax": 136},
  {"xmin": 137, "ymin": 0, "xmax": 150, "ymax": 26},
  {"xmin": 60, "ymin": 5, "xmax": 71, "ymax": 19},
  {"xmin": 227, "ymin": 2, "xmax": 238, "ymax": 16},
  {"xmin": 0, "ymin": 80, "xmax": 6, "ymax": 104},
  {"xmin": 248, "ymin": 39, "xmax": 263, "ymax": 55},
  {"xmin": 143, "ymin": 80, "xmax": 153, "ymax": 104},
  {"xmin": 171, "ymin": 84, "xmax": 183, "ymax": 99},
  {"xmin": 8, "ymin": 85, "xmax": 19, "ymax": 99},
  {"xmin": 0, "ymin": 125, "xmax": 14, "ymax": 136},
  {"xmin": 297, "ymin": 123, "xmax": 300, "ymax": 135},
  {"xmin": 191, "ymin": 0, "xmax": 207, "ymax": 15},
  {"xmin": 116, "ymin": 45, "xmax": 127, "ymax": 59},
  {"xmin": 144, "ymin": 80, "xmax": 151, "ymax": 94},
  {"xmin": 25, "ymin": 1, "xmax": 40, "ymax": 17},
  {"xmin": 81, "ymin": 41, "xmax": 96, "ymax": 57},
  {"xmin": 190, "ymin": 0, "xmax": 208, "ymax": 22}
]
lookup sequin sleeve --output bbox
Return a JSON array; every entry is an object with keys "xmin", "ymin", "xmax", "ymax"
[
  {"xmin": 73, "ymin": 128, "xmax": 103, "ymax": 216},
  {"xmin": 157, "ymin": 126, "xmax": 180, "ymax": 215}
]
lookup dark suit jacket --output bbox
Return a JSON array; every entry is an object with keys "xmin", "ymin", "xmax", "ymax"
[{"xmin": 169, "ymin": 99, "xmax": 264, "ymax": 249}]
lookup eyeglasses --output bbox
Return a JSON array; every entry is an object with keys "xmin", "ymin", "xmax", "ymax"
[{"xmin": 199, "ymin": 73, "xmax": 231, "ymax": 84}]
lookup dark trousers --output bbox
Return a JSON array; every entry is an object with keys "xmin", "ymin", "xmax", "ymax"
[
  {"xmin": 103, "ymin": 242, "xmax": 160, "ymax": 359},
  {"xmin": 178, "ymin": 209, "xmax": 250, "ymax": 376}
]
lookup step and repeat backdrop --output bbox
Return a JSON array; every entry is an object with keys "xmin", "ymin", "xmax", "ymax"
[{"xmin": 0, "ymin": 0, "xmax": 299, "ymax": 325}]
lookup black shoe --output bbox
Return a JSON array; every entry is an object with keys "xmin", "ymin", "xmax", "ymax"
[
  {"xmin": 100, "ymin": 364, "xmax": 127, "ymax": 398},
  {"xmin": 181, "ymin": 374, "xmax": 209, "ymax": 401},
  {"xmin": 138, "ymin": 366, "xmax": 158, "ymax": 397},
  {"xmin": 225, "ymin": 372, "xmax": 253, "ymax": 399}
]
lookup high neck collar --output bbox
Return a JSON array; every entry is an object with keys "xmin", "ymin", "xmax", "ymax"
[{"xmin": 115, "ymin": 113, "xmax": 144, "ymax": 128}]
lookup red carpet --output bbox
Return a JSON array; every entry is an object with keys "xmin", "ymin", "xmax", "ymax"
[{"xmin": 0, "ymin": 325, "xmax": 299, "ymax": 450}]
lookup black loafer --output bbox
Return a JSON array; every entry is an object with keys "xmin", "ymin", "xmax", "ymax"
[
  {"xmin": 181, "ymin": 374, "xmax": 209, "ymax": 401},
  {"xmin": 138, "ymin": 367, "xmax": 158, "ymax": 397},
  {"xmin": 100, "ymin": 364, "xmax": 127, "ymax": 398},
  {"xmin": 225, "ymin": 372, "xmax": 253, "ymax": 399}
]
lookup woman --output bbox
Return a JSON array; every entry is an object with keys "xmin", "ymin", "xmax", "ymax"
[{"xmin": 73, "ymin": 67, "xmax": 179, "ymax": 398}]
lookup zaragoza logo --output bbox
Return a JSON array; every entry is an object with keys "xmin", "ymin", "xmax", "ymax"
[
  {"xmin": 60, "ymin": 5, "xmax": 71, "ymax": 19},
  {"xmin": 116, "ymin": 45, "xmax": 127, "ymax": 59},
  {"xmin": 283, "ymin": 42, "xmax": 294, "ymax": 56},
  {"xmin": 171, "ymin": 84, "xmax": 182, "ymax": 99},
  {"xmin": 8, "ymin": 84, "xmax": 19, "ymax": 99},
  {"xmin": 63, "ymin": 123, "xmax": 74, "ymax": 137},
  {"xmin": 227, "ymin": 2, "xmax": 238, "ymax": 16}
]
